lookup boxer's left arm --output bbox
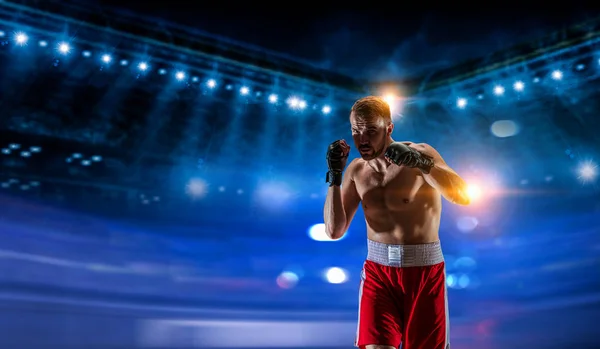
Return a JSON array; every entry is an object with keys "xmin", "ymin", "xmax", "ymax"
[{"xmin": 409, "ymin": 143, "xmax": 471, "ymax": 206}]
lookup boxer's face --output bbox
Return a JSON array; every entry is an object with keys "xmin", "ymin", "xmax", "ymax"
[{"xmin": 350, "ymin": 112, "xmax": 393, "ymax": 160}]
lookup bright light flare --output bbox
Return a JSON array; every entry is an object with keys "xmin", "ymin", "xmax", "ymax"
[
  {"xmin": 382, "ymin": 94, "xmax": 403, "ymax": 116},
  {"xmin": 456, "ymin": 98, "xmax": 467, "ymax": 109},
  {"xmin": 57, "ymin": 42, "xmax": 71, "ymax": 55},
  {"xmin": 324, "ymin": 267, "xmax": 348, "ymax": 284},
  {"xmin": 308, "ymin": 223, "xmax": 345, "ymax": 241},
  {"xmin": 287, "ymin": 97, "xmax": 299, "ymax": 107},
  {"xmin": 383, "ymin": 94, "xmax": 396, "ymax": 106},
  {"xmin": 287, "ymin": 97, "xmax": 307, "ymax": 110},
  {"xmin": 185, "ymin": 178, "xmax": 208, "ymax": 199},
  {"xmin": 383, "ymin": 94, "xmax": 395, "ymax": 104},
  {"xmin": 466, "ymin": 183, "xmax": 482, "ymax": 202},
  {"xmin": 578, "ymin": 161, "xmax": 597, "ymax": 184},
  {"xmin": 513, "ymin": 81, "xmax": 524, "ymax": 91},
  {"xmin": 14, "ymin": 32, "xmax": 28, "ymax": 46},
  {"xmin": 551, "ymin": 70, "xmax": 563, "ymax": 80},
  {"xmin": 137, "ymin": 62, "xmax": 149, "ymax": 71},
  {"xmin": 493, "ymin": 85, "xmax": 505, "ymax": 96}
]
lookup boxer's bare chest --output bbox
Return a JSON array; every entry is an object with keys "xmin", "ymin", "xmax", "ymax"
[{"xmin": 353, "ymin": 162, "xmax": 427, "ymax": 212}]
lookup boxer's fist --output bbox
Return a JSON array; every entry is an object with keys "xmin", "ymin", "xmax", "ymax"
[
  {"xmin": 325, "ymin": 140, "xmax": 350, "ymax": 186},
  {"xmin": 385, "ymin": 142, "xmax": 434, "ymax": 174},
  {"xmin": 326, "ymin": 139, "xmax": 350, "ymax": 172}
]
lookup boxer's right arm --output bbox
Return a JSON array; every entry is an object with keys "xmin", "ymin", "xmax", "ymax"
[{"xmin": 323, "ymin": 160, "xmax": 360, "ymax": 240}]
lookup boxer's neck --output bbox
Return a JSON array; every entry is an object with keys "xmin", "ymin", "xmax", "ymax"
[{"xmin": 367, "ymin": 137, "xmax": 394, "ymax": 172}]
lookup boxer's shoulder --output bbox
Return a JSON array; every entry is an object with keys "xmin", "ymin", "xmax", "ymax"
[
  {"xmin": 346, "ymin": 158, "xmax": 362, "ymax": 174},
  {"xmin": 346, "ymin": 158, "xmax": 369, "ymax": 181},
  {"xmin": 400, "ymin": 141, "xmax": 433, "ymax": 153}
]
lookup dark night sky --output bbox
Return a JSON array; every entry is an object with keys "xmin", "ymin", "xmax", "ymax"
[{"xmin": 91, "ymin": 1, "xmax": 590, "ymax": 80}]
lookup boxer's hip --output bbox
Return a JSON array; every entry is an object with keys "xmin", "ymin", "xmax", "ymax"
[{"xmin": 366, "ymin": 239, "xmax": 444, "ymax": 267}]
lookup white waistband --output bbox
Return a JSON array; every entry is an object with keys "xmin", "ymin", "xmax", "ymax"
[{"xmin": 366, "ymin": 239, "xmax": 444, "ymax": 267}]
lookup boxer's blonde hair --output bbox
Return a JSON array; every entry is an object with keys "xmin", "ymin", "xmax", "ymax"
[{"xmin": 350, "ymin": 96, "xmax": 392, "ymax": 125}]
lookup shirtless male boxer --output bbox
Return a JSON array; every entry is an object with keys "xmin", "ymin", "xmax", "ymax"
[{"xmin": 323, "ymin": 96, "xmax": 470, "ymax": 349}]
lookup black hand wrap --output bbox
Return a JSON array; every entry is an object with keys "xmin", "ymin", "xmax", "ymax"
[
  {"xmin": 326, "ymin": 140, "xmax": 347, "ymax": 187},
  {"xmin": 325, "ymin": 170, "xmax": 343, "ymax": 187},
  {"xmin": 385, "ymin": 142, "xmax": 435, "ymax": 174}
]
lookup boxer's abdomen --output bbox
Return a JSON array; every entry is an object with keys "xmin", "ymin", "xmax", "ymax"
[{"xmin": 355, "ymin": 161, "xmax": 442, "ymax": 245}]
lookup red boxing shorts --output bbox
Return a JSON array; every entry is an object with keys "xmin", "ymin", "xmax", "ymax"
[{"xmin": 355, "ymin": 240, "xmax": 449, "ymax": 349}]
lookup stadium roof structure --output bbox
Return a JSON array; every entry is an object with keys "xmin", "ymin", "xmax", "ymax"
[
  {"xmin": 385, "ymin": 14, "xmax": 600, "ymax": 95},
  {"xmin": 0, "ymin": 0, "xmax": 366, "ymax": 98}
]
